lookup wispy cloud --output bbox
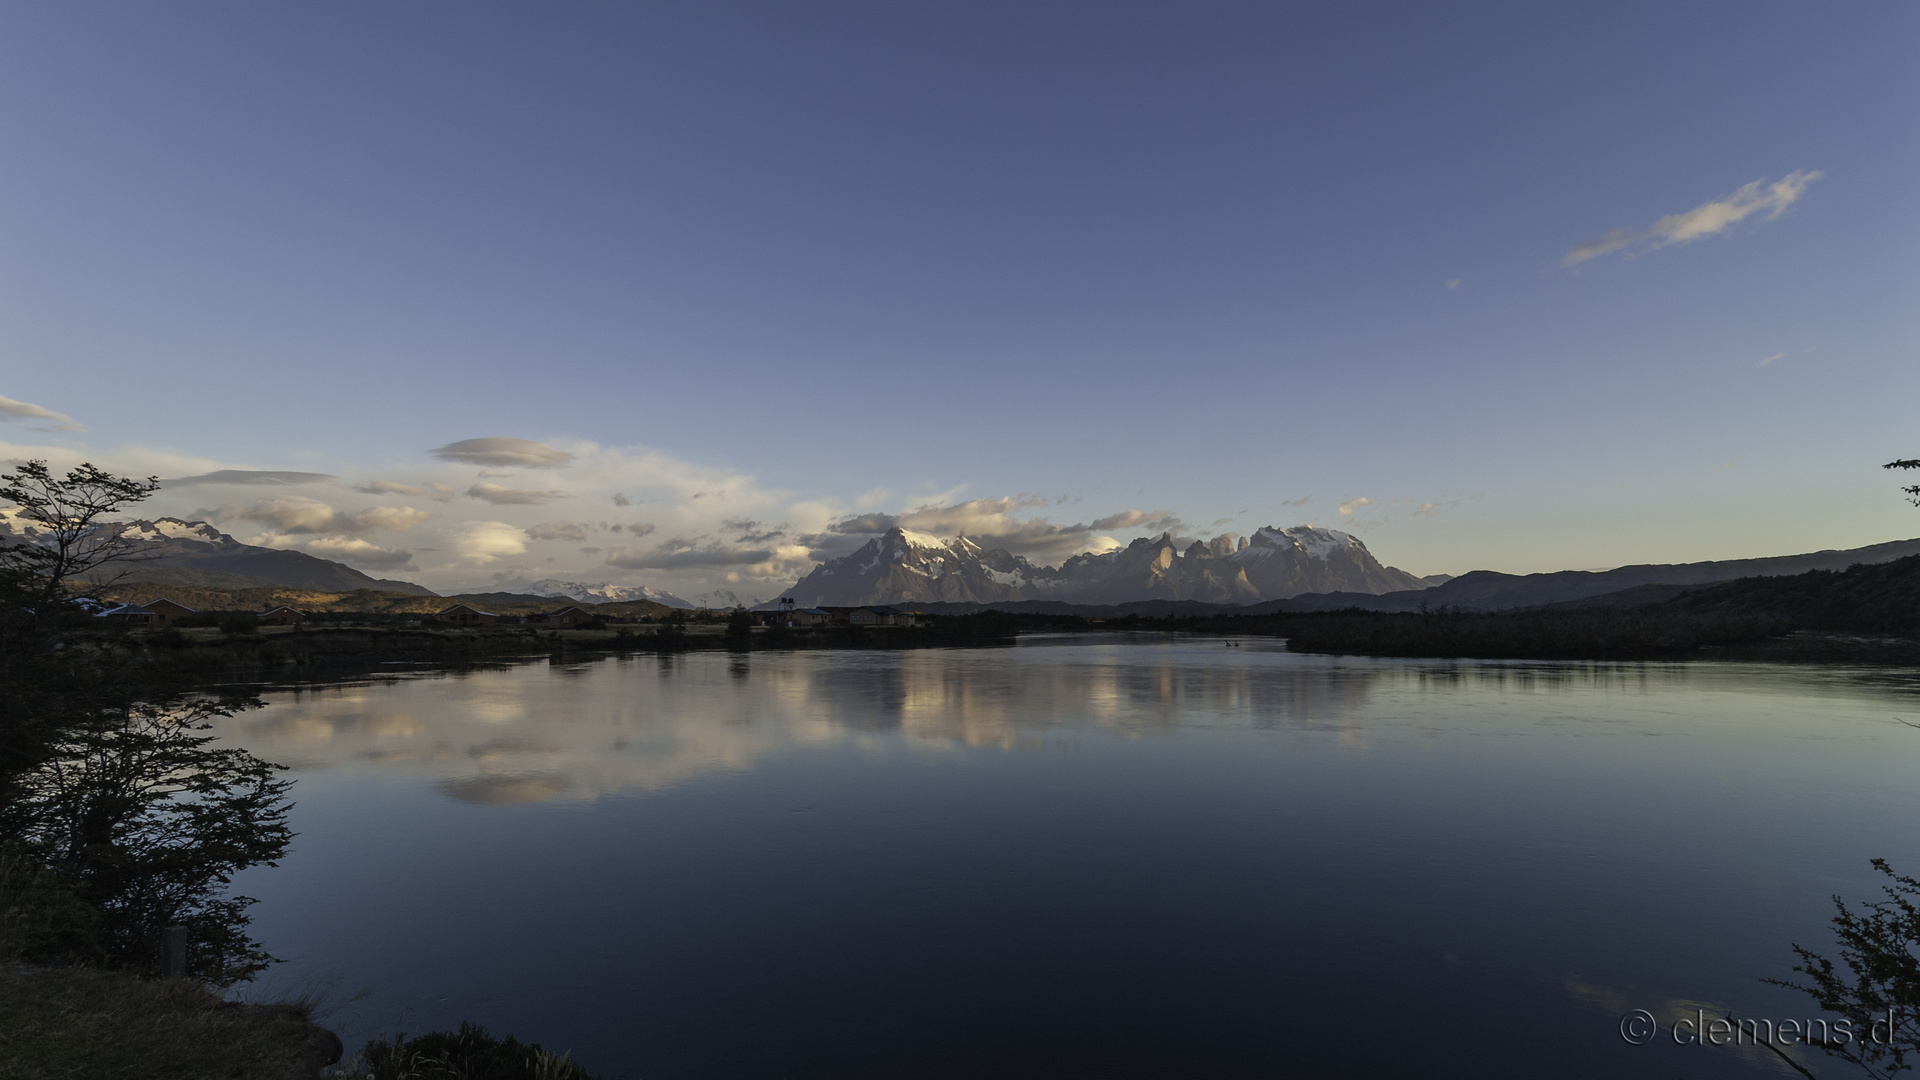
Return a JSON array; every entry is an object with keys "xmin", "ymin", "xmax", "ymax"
[
  {"xmin": 230, "ymin": 496, "xmax": 430, "ymax": 535},
  {"xmin": 606, "ymin": 541, "xmax": 777, "ymax": 571},
  {"xmin": 1337, "ymin": 497, "xmax": 1371, "ymax": 517},
  {"xmin": 0, "ymin": 395, "xmax": 84, "ymax": 433},
  {"xmin": 823, "ymin": 497, "xmax": 1184, "ymax": 561},
  {"xmin": 1561, "ymin": 170, "xmax": 1822, "ymax": 267},
  {"xmin": 356, "ymin": 479, "xmax": 454, "ymax": 499},
  {"xmin": 467, "ymin": 482, "xmax": 571, "ymax": 505},
  {"xmin": 1756, "ymin": 352, "xmax": 1784, "ymax": 368},
  {"xmin": 304, "ymin": 536, "xmax": 414, "ymax": 569},
  {"xmin": 169, "ymin": 469, "xmax": 337, "ymax": 486},
  {"xmin": 525, "ymin": 520, "xmax": 587, "ymax": 541}
]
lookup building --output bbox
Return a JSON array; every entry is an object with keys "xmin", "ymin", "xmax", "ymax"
[
  {"xmin": 434, "ymin": 603, "xmax": 499, "ymax": 626},
  {"xmin": 98, "ymin": 598, "xmax": 196, "ymax": 626},
  {"xmin": 843, "ymin": 606, "xmax": 918, "ymax": 627},
  {"xmin": 258, "ymin": 606, "xmax": 306, "ymax": 626},
  {"xmin": 534, "ymin": 605, "xmax": 596, "ymax": 627},
  {"xmin": 760, "ymin": 597, "xmax": 830, "ymax": 627}
]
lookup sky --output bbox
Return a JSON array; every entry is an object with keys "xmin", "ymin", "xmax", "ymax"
[{"xmin": 1, "ymin": 2, "xmax": 1914, "ymax": 601}]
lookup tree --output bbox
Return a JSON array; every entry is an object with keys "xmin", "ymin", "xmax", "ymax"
[
  {"xmin": 0, "ymin": 694, "xmax": 292, "ymax": 983},
  {"xmin": 1888, "ymin": 460, "xmax": 1920, "ymax": 508},
  {"xmin": 1768, "ymin": 859, "xmax": 1920, "ymax": 1079},
  {"xmin": 0, "ymin": 460, "xmax": 293, "ymax": 985},
  {"xmin": 0, "ymin": 459, "xmax": 160, "ymax": 610},
  {"xmin": 725, "ymin": 605, "xmax": 754, "ymax": 650}
]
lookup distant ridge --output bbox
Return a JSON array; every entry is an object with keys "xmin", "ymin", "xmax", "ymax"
[
  {"xmin": 1280, "ymin": 537, "xmax": 1920, "ymax": 613},
  {"xmin": 4, "ymin": 516, "xmax": 443, "ymax": 596}
]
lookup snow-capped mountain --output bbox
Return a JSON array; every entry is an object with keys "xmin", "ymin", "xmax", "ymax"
[
  {"xmin": 0, "ymin": 514, "xmax": 437, "ymax": 595},
  {"xmin": 780, "ymin": 525, "xmax": 1431, "ymax": 607},
  {"xmin": 521, "ymin": 579, "xmax": 695, "ymax": 608}
]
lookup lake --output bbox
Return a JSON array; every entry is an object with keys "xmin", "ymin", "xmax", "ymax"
[{"xmin": 218, "ymin": 635, "xmax": 1920, "ymax": 1078}]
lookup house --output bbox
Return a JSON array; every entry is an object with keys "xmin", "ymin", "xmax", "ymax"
[
  {"xmin": 760, "ymin": 597, "xmax": 830, "ymax": 627},
  {"xmin": 258, "ymin": 606, "xmax": 306, "ymax": 626},
  {"xmin": 844, "ymin": 606, "xmax": 917, "ymax": 627},
  {"xmin": 99, "ymin": 598, "xmax": 196, "ymax": 626},
  {"xmin": 534, "ymin": 605, "xmax": 596, "ymax": 627},
  {"xmin": 434, "ymin": 603, "xmax": 499, "ymax": 626},
  {"xmin": 98, "ymin": 603, "xmax": 154, "ymax": 625}
]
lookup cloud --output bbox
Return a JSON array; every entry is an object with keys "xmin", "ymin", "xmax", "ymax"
[
  {"xmin": 304, "ymin": 536, "xmax": 415, "ymax": 568},
  {"xmin": 466, "ymin": 482, "xmax": 570, "ymax": 505},
  {"xmin": 722, "ymin": 518, "xmax": 787, "ymax": 544},
  {"xmin": 1756, "ymin": 352, "xmax": 1784, "ymax": 368},
  {"xmin": 609, "ymin": 521, "xmax": 655, "ymax": 536},
  {"xmin": 231, "ymin": 496, "xmax": 430, "ymax": 535},
  {"xmin": 448, "ymin": 521, "xmax": 528, "ymax": 563},
  {"xmin": 1280, "ymin": 494, "xmax": 1312, "ymax": 507},
  {"xmin": 430, "ymin": 437, "xmax": 573, "ymax": 469},
  {"xmin": 1085, "ymin": 509, "xmax": 1181, "ymax": 532},
  {"xmin": 1445, "ymin": 278, "xmax": 1463, "ymax": 291},
  {"xmin": 1337, "ymin": 497, "xmax": 1371, "ymax": 517},
  {"xmin": 0, "ymin": 395, "xmax": 83, "ymax": 433},
  {"xmin": 611, "ymin": 492, "xmax": 631, "ymax": 506},
  {"xmin": 167, "ymin": 469, "xmax": 337, "ymax": 486},
  {"xmin": 824, "ymin": 497, "xmax": 1184, "ymax": 561},
  {"xmin": 606, "ymin": 542, "xmax": 776, "ymax": 570},
  {"xmin": 525, "ymin": 521, "xmax": 587, "ymax": 542},
  {"xmin": 357, "ymin": 480, "xmax": 455, "ymax": 499},
  {"xmin": 1562, "ymin": 170, "xmax": 1822, "ymax": 267}
]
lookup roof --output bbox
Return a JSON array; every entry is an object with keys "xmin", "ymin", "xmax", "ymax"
[
  {"xmin": 260, "ymin": 606, "xmax": 303, "ymax": 615},
  {"xmin": 435, "ymin": 603, "xmax": 498, "ymax": 616}
]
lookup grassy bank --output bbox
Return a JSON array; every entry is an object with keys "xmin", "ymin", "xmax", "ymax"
[{"xmin": 0, "ymin": 963, "xmax": 336, "ymax": 1080}]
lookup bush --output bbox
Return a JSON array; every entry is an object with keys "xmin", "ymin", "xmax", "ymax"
[{"xmin": 354, "ymin": 1022, "xmax": 600, "ymax": 1080}]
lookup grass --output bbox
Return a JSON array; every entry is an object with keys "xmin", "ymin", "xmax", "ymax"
[
  {"xmin": 339, "ymin": 1022, "xmax": 602, "ymax": 1080},
  {"xmin": 0, "ymin": 963, "xmax": 334, "ymax": 1080}
]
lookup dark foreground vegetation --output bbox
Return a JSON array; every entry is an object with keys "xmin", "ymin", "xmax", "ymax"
[
  {"xmin": 1152, "ymin": 554, "xmax": 1920, "ymax": 661},
  {"xmin": 0, "ymin": 460, "xmax": 606, "ymax": 1077}
]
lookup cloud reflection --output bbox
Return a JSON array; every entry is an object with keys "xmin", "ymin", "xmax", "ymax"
[{"xmin": 217, "ymin": 641, "xmax": 1731, "ymax": 808}]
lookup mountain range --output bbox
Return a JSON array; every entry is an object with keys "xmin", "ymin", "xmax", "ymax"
[
  {"xmin": 9, "ymin": 509, "xmax": 1916, "ymax": 617},
  {"xmin": 1278, "ymin": 536, "xmax": 1920, "ymax": 613},
  {"xmin": 0, "ymin": 515, "xmax": 440, "ymax": 596},
  {"xmin": 780, "ymin": 526, "xmax": 1432, "ymax": 607},
  {"xmin": 515, "ymin": 578, "xmax": 695, "ymax": 608}
]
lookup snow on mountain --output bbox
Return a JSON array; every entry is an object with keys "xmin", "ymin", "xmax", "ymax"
[
  {"xmin": 782, "ymin": 525, "xmax": 1433, "ymax": 607},
  {"xmin": 117, "ymin": 519, "xmax": 228, "ymax": 543},
  {"xmin": 521, "ymin": 579, "xmax": 694, "ymax": 608},
  {"xmin": 0, "ymin": 516, "xmax": 438, "ymax": 595}
]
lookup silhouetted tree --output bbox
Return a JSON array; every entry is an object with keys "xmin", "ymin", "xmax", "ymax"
[
  {"xmin": 1768, "ymin": 859, "xmax": 1920, "ymax": 1078},
  {"xmin": 0, "ymin": 461, "xmax": 293, "ymax": 984},
  {"xmin": 725, "ymin": 606, "xmax": 753, "ymax": 650},
  {"xmin": 1, "ymin": 694, "xmax": 291, "ymax": 982},
  {"xmin": 1888, "ymin": 460, "xmax": 1920, "ymax": 508},
  {"xmin": 0, "ymin": 460, "xmax": 160, "ymax": 609}
]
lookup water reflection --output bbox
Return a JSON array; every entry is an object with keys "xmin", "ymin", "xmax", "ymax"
[
  {"xmin": 218, "ymin": 639, "xmax": 1920, "ymax": 1079},
  {"xmin": 223, "ymin": 637, "xmax": 1920, "ymax": 810},
  {"xmin": 226, "ymin": 639, "xmax": 1408, "ymax": 804}
]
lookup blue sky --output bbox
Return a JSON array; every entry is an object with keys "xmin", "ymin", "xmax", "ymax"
[{"xmin": 1, "ymin": 2, "xmax": 1914, "ymax": 597}]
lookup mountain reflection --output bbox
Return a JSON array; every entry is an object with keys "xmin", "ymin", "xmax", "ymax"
[{"xmin": 215, "ymin": 637, "xmax": 1736, "ymax": 806}]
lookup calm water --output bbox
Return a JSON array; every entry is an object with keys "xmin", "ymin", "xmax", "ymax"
[{"xmin": 218, "ymin": 636, "xmax": 1920, "ymax": 1078}]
